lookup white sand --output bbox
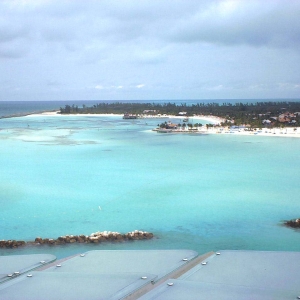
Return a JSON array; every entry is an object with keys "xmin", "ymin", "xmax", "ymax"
[
  {"xmin": 204, "ymin": 126, "xmax": 300, "ymax": 138},
  {"xmin": 26, "ymin": 112, "xmax": 123, "ymax": 117},
  {"xmin": 189, "ymin": 115, "xmax": 225, "ymax": 124},
  {"xmin": 26, "ymin": 112, "xmax": 223, "ymax": 124}
]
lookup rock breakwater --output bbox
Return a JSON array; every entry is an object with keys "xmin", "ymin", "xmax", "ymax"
[{"xmin": 0, "ymin": 230, "xmax": 154, "ymax": 248}]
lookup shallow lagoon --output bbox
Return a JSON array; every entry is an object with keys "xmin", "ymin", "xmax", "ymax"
[{"xmin": 1, "ymin": 114, "xmax": 300, "ymax": 258}]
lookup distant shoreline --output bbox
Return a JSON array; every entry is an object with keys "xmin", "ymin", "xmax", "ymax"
[
  {"xmin": 0, "ymin": 110, "xmax": 58, "ymax": 119},
  {"xmin": 25, "ymin": 111, "xmax": 224, "ymax": 121}
]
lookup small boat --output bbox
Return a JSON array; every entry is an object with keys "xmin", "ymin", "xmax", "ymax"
[{"xmin": 183, "ymin": 118, "xmax": 188, "ymax": 122}]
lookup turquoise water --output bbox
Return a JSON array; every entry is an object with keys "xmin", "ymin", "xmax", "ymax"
[{"xmin": 1, "ymin": 113, "xmax": 300, "ymax": 258}]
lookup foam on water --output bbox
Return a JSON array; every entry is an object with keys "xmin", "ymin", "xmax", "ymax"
[{"xmin": 1, "ymin": 114, "xmax": 300, "ymax": 258}]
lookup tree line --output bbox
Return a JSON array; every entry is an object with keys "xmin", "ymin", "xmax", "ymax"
[{"xmin": 60, "ymin": 101, "xmax": 300, "ymax": 127}]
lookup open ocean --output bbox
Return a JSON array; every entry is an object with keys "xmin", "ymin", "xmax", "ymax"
[{"xmin": 1, "ymin": 100, "xmax": 300, "ymax": 259}]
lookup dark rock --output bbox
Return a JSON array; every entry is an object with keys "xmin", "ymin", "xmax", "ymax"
[
  {"xmin": 285, "ymin": 218, "xmax": 300, "ymax": 228},
  {"xmin": 35, "ymin": 237, "xmax": 42, "ymax": 243},
  {"xmin": 1, "ymin": 230, "xmax": 154, "ymax": 248}
]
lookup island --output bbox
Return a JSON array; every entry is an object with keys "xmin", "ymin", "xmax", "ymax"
[{"xmin": 59, "ymin": 101, "xmax": 300, "ymax": 129}]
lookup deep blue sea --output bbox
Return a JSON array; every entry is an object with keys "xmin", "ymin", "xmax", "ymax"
[{"xmin": 1, "ymin": 100, "xmax": 300, "ymax": 259}]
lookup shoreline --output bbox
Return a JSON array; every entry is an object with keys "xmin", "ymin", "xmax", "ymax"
[
  {"xmin": 3, "ymin": 111, "xmax": 300, "ymax": 138},
  {"xmin": 25, "ymin": 111, "xmax": 225, "ymax": 123},
  {"xmin": 154, "ymin": 125, "xmax": 300, "ymax": 138},
  {"xmin": 0, "ymin": 110, "xmax": 60, "ymax": 119},
  {"xmin": 182, "ymin": 127, "xmax": 299, "ymax": 138},
  {"xmin": 27, "ymin": 111, "xmax": 124, "ymax": 117}
]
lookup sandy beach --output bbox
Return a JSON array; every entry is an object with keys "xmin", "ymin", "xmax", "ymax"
[
  {"xmin": 203, "ymin": 126, "xmax": 300, "ymax": 138},
  {"xmin": 26, "ymin": 111, "xmax": 224, "ymax": 123},
  {"xmin": 25, "ymin": 111, "xmax": 300, "ymax": 138},
  {"xmin": 26, "ymin": 111, "xmax": 124, "ymax": 117}
]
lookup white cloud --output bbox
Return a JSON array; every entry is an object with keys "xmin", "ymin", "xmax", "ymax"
[
  {"xmin": 167, "ymin": 0, "xmax": 300, "ymax": 49},
  {"xmin": 210, "ymin": 85, "xmax": 224, "ymax": 91},
  {"xmin": 95, "ymin": 84, "xmax": 124, "ymax": 90},
  {"xmin": 278, "ymin": 82, "xmax": 300, "ymax": 91},
  {"xmin": 0, "ymin": 0, "xmax": 300, "ymax": 100}
]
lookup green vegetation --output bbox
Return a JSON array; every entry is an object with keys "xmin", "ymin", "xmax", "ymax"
[{"xmin": 60, "ymin": 101, "xmax": 300, "ymax": 127}]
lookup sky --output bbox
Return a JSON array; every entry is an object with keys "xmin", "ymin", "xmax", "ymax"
[{"xmin": 1, "ymin": 0, "xmax": 300, "ymax": 101}]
